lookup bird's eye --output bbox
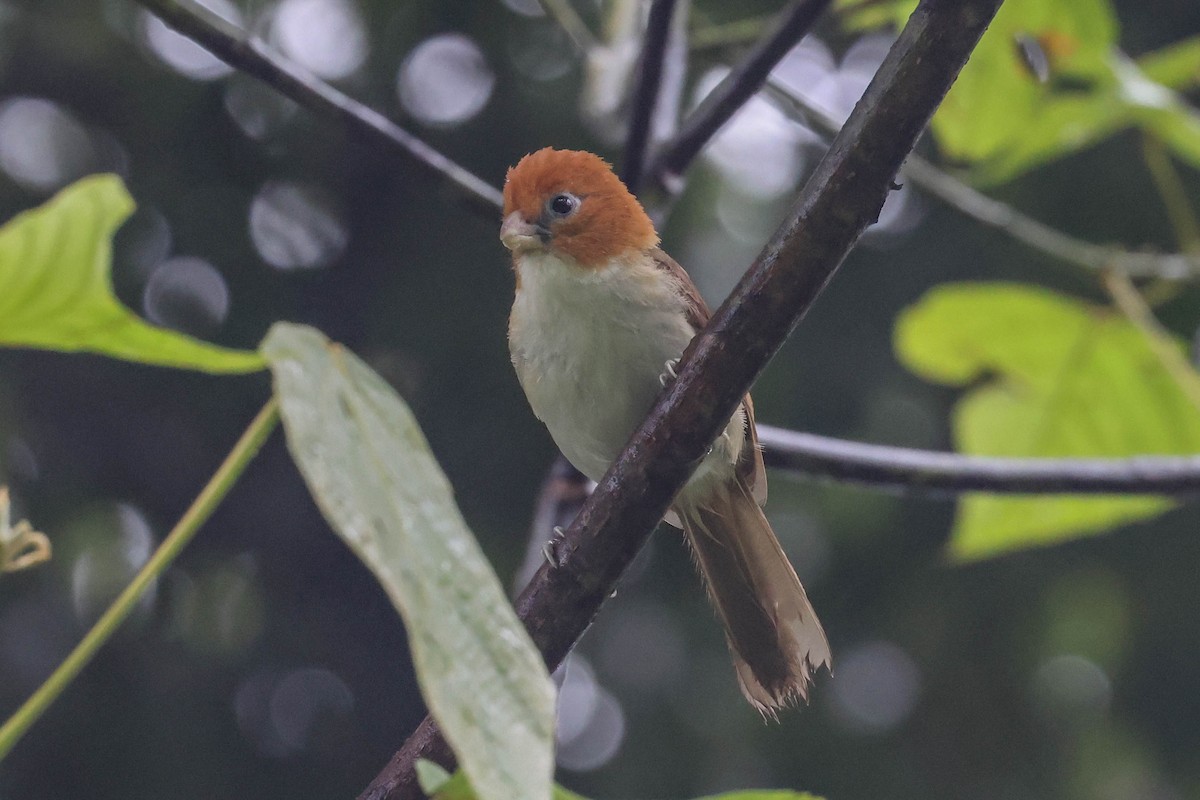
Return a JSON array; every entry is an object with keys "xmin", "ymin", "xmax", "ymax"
[{"xmin": 548, "ymin": 193, "xmax": 578, "ymax": 217}]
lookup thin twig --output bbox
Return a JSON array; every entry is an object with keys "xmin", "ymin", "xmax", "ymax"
[
  {"xmin": 757, "ymin": 424, "xmax": 1200, "ymax": 495},
  {"xmin": 359, "ymin": 0, "xmax": 1003, "ymax": 796},
  {"xmin": 622, "ymin": 0, "xmax": 681, "ymax": 191},
  {"xmin": 647, "ymin": 0, "xmax": 834, "ymax": 189},
  {"xmin": 1101, "ymin": 269, "xmax": 1200, "ymax": 412},
  {"xmin": 0, "ymin": 399, "xmax": 279, "ymax": 759},
  {"xmin": 1141, "ymin": 132, "xmax": 1200, "ymax": 253},
  {"xmin": 767, "ymin": 83, "xmax": 1200, "ymax": 279},
  {"xmin": 536, "ymin": 0, "xmax": 598, "ymax": 53},
  {"xmin": 133, "ymin": 0, "xmax": 503, "ymax": 219},
  {"xmin": 689, "ymin": 16, "xmax": 772, "ymax": 52}
]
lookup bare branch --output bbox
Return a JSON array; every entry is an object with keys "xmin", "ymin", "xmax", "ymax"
[
  {"xmin": 767, "ymin": 82, "xmax": 1200, "ymax": 279},
  {"xmin": 359, "ymin": 0, "xmax": 1003, "ymax": 796},
  {"xmin": 133, "ymin": 0, "xmax": 503, "ymax": 219},
  {"xmin": 621, "ymin": 0, "xmax": 682, "ymax": 190},
  {"xmin": 646, "ymin": 0, "xmax": 834, "ymax": 189},
  {"xmin": 757, "ymin": 425, "xmax": 1200, "ymax": 495}
]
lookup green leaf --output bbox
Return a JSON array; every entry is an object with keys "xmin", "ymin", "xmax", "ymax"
[
  {"xmin": 261, "ymin": 323, "xmax": 555, "ymax": 800},
  {"xmin": 415, "ymin": 761, "xmax": 456, "ymax": 797},
  {"xmin": 0, "ymin": 174, "xmax": 263, "ymax": 373},
  {"xmin": 416, "ymin": 765, "xmax": 589, "ymax": 800},
  {"xmin": 413, "ymin": 764, "xmax": 819, "ymax": 800},
  {"xmin": 694, "ymin": 793, "xmax": 825, "ymax": 800},
  {"xmin": 931, "ymin": 0, "xmax": 1117, "ymax": 168},
  {"xmin": 895, "ymin": 283, "xmax": 1200, "ymax": 560},
  {"xmin": 1138, "ymin": 35, "xmax": 1200, "ymax": 90}
]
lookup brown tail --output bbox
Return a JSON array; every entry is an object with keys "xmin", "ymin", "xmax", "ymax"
[{"xmin": 676, "ymin": 476, "xmax": 831, "ymax": 715}]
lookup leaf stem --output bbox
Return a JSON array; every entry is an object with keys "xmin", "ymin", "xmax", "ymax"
[
  {"xmin": 1142, "ymin": 132, "xmax": 1200, "ymax": 254},
  {"xmin": 0, "ymin": 397, "xmax": 279, "ymax": 762},
  {"xmin": 1102, "ymin": 269, "xmax": 1200, "ymax": 413}
]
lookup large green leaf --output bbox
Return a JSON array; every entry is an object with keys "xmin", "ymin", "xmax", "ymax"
[
  {"xmin": 261, "ymin": 324, "xmax": 555, "ymax": 800},
  {"xmin": 895, "ymin": 283, "xmax": 1200, "ymax": 560},
  {"xmin": 0, "ymin": 174, "xmax": 263, "ymax": 372},
  {"xmin": 416, "ymin": 761, "xmax": 822, "ymax": 800}
]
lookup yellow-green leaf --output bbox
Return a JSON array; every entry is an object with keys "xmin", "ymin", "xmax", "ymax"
[
  {"xmin": 262, "ymin": 324, "xmax": 555, "ymax": 800},
  {"xmin": 0, "ymin": 174, "xmax": 263, "ymax": 372},
  {"xmin": 933, "ymin": 0, "xmax": 1117, "ymax": 166},
  {"xmin": 895, "ymin": 283, "xmax": 1200, "ymax": 560}
]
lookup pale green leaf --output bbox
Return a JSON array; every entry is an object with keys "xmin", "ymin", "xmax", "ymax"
[
  {"xmin": 895, "ymin": 283, "xmax": 1200, "ymax": 560},
  {"xmin": 261, "ymin": 323, "xmax": 555, "ymax": 800},
  {"xmin": 1137, "ymin": 36, "xmax": 1200, "ymax": 90},
  {"xmin": 0, "ymin": 174, "xmax": 263, "ymax": 373}
]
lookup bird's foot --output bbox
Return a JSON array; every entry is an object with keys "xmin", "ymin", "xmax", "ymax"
[
  {"xmin": 542, "ymin": 526, "xmax": 567, "ymax": 567},
  {"xmin": 658, "ymin": 358, "xmax": 681, "ymax": 388}
]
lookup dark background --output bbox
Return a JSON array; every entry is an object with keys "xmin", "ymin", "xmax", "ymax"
[{"xmin": 1, "ymin": 1, "xmax": 1199, "ymax": 798}]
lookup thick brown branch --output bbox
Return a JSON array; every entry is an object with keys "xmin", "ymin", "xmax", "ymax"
[
  {"xmin": 360, "ymin": 0, "xmax": 1004, "ymax": 796},
  {"xmin": 133, "ymin": 0, "xmax": 503, "ymax": 219}
]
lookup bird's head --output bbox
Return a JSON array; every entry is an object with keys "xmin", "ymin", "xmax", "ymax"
[{"xmin": 500, "ymin": 148, "xmax": 658, "ymax": 268}]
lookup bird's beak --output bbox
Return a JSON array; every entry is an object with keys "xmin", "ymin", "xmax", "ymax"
[{"xmin": 500, "ymin": 212, "xmax": 544, "ymax": 253}]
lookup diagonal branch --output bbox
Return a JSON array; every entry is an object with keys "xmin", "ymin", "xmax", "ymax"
[
  {"xmin": 621, "ymin": 0, "xmax": 682, "ymax": 190},
  {"xmin": 359, "ymin": 0, "xmax": 1004, "ymax": 797},
  {"xmin": 646, "ymin": 0, "xmax": 834, "ymax": 189},
  {"xmin": 757, "ymin": 425, "xmax": 1200, "ymax": 495},
  {"xmin": 133, "ymin": 0, "xmax": 503, "ymax": 219}
]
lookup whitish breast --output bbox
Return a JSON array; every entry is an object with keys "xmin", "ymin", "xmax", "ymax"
[{"xmin": 508, "ymin": 251, "xmax": 696, "ymax": 483}]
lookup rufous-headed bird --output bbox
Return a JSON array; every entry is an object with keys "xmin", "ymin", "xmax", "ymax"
[{"xmin": 501, "ymin": 147, "xmax": 830, "ymax": 713}]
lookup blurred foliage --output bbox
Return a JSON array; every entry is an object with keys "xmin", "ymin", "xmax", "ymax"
[
  {"xmin": 895, "ymin": 283, "xmax": 1200, "ymax": 558},
  {"xmin": 838, "ymin": 0, "xmax": 1200, "ymax": 182},
  {"xmin": 263, "ymin": 323, "xmax": 555, "ymax": 800},
  {"xmin": 0, "ymin": 175, "xmax": 263, "ymax": 372}
]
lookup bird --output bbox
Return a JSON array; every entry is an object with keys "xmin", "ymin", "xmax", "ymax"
[{"xmin": 500, "ymin": 147, "xmax": 830, "ymax": 714}]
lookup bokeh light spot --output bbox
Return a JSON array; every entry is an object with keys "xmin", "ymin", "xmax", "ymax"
[
  {"xmin": 828, "ymin": 640, "xmax": 921, "ymax": 735},
  {"xmin": 271, "ymin": 0, "xmax": 367, "ymax": 80},
  {"xmin": 143, "ymin": 255, "xmax": 231, "ymax": 337},
  {"xmin": 397, "ymin": 34, "xmax": 495, "ymax": 127},
  {"xmin": 556, "ymin": 656, "xmax": 625, "ymax": 772},
  {"xmin": 224, "ymin": 75, "xmax": 299, "ymax": 140},
  {"xmin": 693, "ymin": 67, "xmax": 807, "ymax": 199},
  {"xmin": 0, "ymin": 97, "xmax": 99, "ymax": 192},
  {"xmin": 249, "ymin": 180, "xmax": 348, "ymax": 271},
  {"xmin": 1032, "ymin": 653, "xmax": 1112, "ymax": 723}
]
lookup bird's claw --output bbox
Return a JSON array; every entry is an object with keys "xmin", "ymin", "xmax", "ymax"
[
  {"xmin": 658, "ymin": 358, "xmax": 681, "ymax": 388},
  {"xmin": 542, "ymin": 525, "xmax": 567, "ymax": 567}
]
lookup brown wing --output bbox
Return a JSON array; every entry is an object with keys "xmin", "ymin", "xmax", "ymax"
[{"xmin": 649, "ymin": 247, "xmax": 767, "ymax": 505}]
